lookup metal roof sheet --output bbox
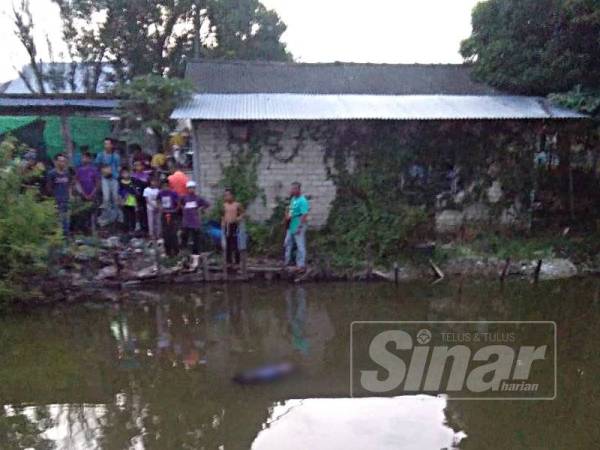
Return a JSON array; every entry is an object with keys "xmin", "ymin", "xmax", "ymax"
[
  {"xmin": 0, "ymin": 97, "xmax": 118, "ymax": 109},
  {"xmin": 3, "ymin": 63, "xmax": 115, "ymax": 94},
  {"xmin": 171, "ymin": 94, "xmax": 586, "ymax": 121}
]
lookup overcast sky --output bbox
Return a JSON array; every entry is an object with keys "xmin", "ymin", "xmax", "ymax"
[{"xmin": 0, "ymin": 0, "xmax": 481, "ymax": 83}]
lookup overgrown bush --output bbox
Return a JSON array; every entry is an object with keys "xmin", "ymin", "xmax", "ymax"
[
  {"xmin": 217, "ymin": 141, "xmax": 265, "ymax": 213},
  {"xmin": 321, "ymin": 197, "xmax": 428, "ymax": 264},
  {"xmin": 0, "ymin": 137, "xmax": 61, "ymax": 304},
  {"xmin": 245, "ymin": 196, "xmax": 288, "ymax": 257},
  {"xmin": 319, "ymin": 123, "xmax": 432, "ymax": 263}
]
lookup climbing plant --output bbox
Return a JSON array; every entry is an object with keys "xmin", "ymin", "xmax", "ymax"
[
  {"xmin": 318, "ymin": 120, "xmax": 540, "ymax": 262},
  {"xmin": 320, "ymin": 122, "xmax": 429, "ymax": 262},
  {"xmin": 213, "ymin": 120, "xmax": 546, "ymax": 262},
  {"xmin": 218, "ymin": 138, "xmax": 265, "ymax": 212}
]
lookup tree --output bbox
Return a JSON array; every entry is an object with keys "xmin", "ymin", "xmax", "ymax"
[
  {"xmin": 12, "ymin": 0, "xmax": 46, "ymax": 93},
  {"xmin": 12, "ymin": 0, "xmax": 100, "ymax": 96},
  {"xmin": 51, "ymin": 0, "xmax": 291, "ymax": 84},
  {"xmin": 461, "ymin": 0, "xmax": 600, "ymax": 96},
  {"xmin": 116, "ymin": 75, "xmax": 194, "ymax": 150},
  {"xmin": 207, "ymin": 0, "xmax": 290, "ymax": 60}
]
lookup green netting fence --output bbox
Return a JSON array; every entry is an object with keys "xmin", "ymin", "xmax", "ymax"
[{"xmin": 0, "ymin": 115, "xmax": 112, "ymax": 157}]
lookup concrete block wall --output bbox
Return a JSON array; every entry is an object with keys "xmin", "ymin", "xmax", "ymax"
[{"xmin": 192, "ymin": 120, "xmax": 337, "ymax": 227}]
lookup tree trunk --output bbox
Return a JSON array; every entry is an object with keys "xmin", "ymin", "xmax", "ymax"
[{"xmin": 60, "ymin": 112, "xmax": 74, "ymax": 161}]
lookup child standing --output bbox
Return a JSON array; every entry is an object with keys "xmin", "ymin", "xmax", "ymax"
[
  {"xmin": 75, "ymin": 151, "xmax": 100, "ymax": 234},
  {"xmin": 47, "ymin": 153, "xmax": 72, "ymax": 237},
  {"xmin": 221, "ymin": 189, "xmax": 244, "ymax": 267},
  {"xmin": 143, "ymin": 176, "xmax": 161, "ymax": 240},
  {"xmin": 131, "ymin": 160, "xmax": 151, "ymax": 233},
  {"xmin": 180, "ymin": 181, "xmax": 210, "ymax": 270},
  {"xmin": 157, "ymin": 179, "xmax": 179, "ymax": 256},
  {"xmin": 119, "ymin": 168, "xmax": 137, "ymax": 234}
]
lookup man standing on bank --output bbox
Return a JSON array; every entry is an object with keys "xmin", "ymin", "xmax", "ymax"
[{"xmin": 284, "ymin": 182, "xmax": 310, "ymax": 272}]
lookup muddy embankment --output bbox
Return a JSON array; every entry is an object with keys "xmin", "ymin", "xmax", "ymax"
[{"xmin": 25, "ymin": 236, "xmax": 594, "ymax": 307}]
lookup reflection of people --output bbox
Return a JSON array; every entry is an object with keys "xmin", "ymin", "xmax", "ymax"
[
  {"xmin": 285, "ymin": 287, "xmax": 309, "ymax": 355},
  {"xmin": 284, "ymin": 182, "xmax": 310, "ymax": 271},
  {"xmin": 155, "ymin": 304, "xmax": 172, "ymax": 355},
  {"xmin": 110, "ymin": 309, "xmax": 141, "ymax": 369},
  {"xmin": 229, "ymin": 286, "xmax": 250, "ymax": 353}
]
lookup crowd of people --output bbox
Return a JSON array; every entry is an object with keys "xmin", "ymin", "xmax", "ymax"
[{"xmin": 31, "ymin": 137, "xmax": 310, "ymax": 272}]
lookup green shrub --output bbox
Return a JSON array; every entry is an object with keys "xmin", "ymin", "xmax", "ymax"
[
  {"xmin": 0, "ymin": 137, "xmax": 61, "ymax": 304},
  {"xmin": 245, "ymin": 196, "xmax": 289, "ymax": 257}
]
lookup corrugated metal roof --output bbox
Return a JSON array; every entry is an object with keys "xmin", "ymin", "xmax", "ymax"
[
  {"xmin": 3, "ymin": 63, "xmax": 115, "ymax": 94},
  {"xmin": 171, "ymin": 94, "xmax": 586, "ymax": 121},
  {"xmin": 0, "ymin": 98, "xmax": 118, "ymax": 109}
]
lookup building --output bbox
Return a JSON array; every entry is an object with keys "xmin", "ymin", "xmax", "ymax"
[
  {"xmin": 1, "ymin": 62, "xmax": 115, "ymax": 95},
  {"xmin": 172, "ymin": 60, "xmax": 587, "ymax": 229},
  {"xmin": 0, "ymin": 63, "xmax": 117, "ymax": 157}
]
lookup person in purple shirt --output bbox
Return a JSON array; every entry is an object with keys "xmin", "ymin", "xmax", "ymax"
[
  {"xmin": 180, "ymin": 180, "xmax": 210, "ymax": 270},
  {"xmin": 75, "ymin": 151, "xmax": 100, "ymax": 233},
  {"xmin": 157, "ymin": 179, "xmax": 180, "ymax": 256}
]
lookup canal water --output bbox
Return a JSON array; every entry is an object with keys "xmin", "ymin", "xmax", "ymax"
[{"xmin": 0, "ymin": 279, "xmax": 598, "ymax": 449}]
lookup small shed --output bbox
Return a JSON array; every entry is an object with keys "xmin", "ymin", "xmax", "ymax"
[
  {"xmin": 0, "ymin": 63, "xmax": 118, "ymax": 157},
  {"xmin": 173, "ymin": 60, "xmax": 587, "ymax": 227}
]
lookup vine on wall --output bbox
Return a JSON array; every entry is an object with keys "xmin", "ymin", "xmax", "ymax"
[
  {"xmin": 216, "ymin": 120, "xmax": 543, "ymax": 262},
  {"xmin": 319, "ymin": 120, "xmax": 540, "ymax": 261}
]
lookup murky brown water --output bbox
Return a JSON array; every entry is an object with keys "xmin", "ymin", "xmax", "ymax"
[{"xmin": 0, "ymin": 280, "xmax": 598, "ymax": 449}]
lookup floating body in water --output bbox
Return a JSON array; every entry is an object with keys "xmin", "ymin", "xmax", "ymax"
[{"xmin": 233, "ymin": 362, "xmax": 296, "ymax": 385}]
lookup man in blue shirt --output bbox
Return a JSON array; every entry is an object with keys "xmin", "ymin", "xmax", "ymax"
[
  {"xmin": 95, "ymin": 137, "xmax": 121, "ymax": 209},
  {"xmin": 284, "ymin": 181, "xmax": 310, "ymax": 271},
  {"xmin": 95, "ymin": 138, "xmax": 121, "ymax": 176}
]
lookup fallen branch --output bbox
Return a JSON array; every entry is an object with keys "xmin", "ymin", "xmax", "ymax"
[
  {"xmin": 429, "ymin": 258, "xmax": 445, "ymax": 284},
  {"xmin": 533, "ymin": 259, "xmax": 543, "ymax": 284},
  {"xmin": 372, "ymin": 269, "xmax": 394, "ymax": 282}
]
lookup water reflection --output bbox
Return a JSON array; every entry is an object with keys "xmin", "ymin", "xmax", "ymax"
[
  {"xmin": 252, "ymin": 396, "xmax": 466, "ymax": 450},
  {"xmin": 0, "ymin": 280, "xmax": 598, "ymax": 448},
  {"xmin": 285, "ymin": 287, "xmax": 309, "ymax": 355}
]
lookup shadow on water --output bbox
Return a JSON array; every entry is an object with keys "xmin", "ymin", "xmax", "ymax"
[{"xmin": 0, "ymin": 279, "xmax": 598, "ymax": 449}]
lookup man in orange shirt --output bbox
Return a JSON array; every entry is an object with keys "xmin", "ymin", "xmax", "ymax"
[{"xmin": 168, "ymin": 162, "xmax": 190, "ymax": 196}]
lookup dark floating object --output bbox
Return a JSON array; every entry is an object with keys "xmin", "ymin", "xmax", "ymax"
[{"xmin": 233, "ymin": 362, "xmax": 296, "ymax": 385}]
